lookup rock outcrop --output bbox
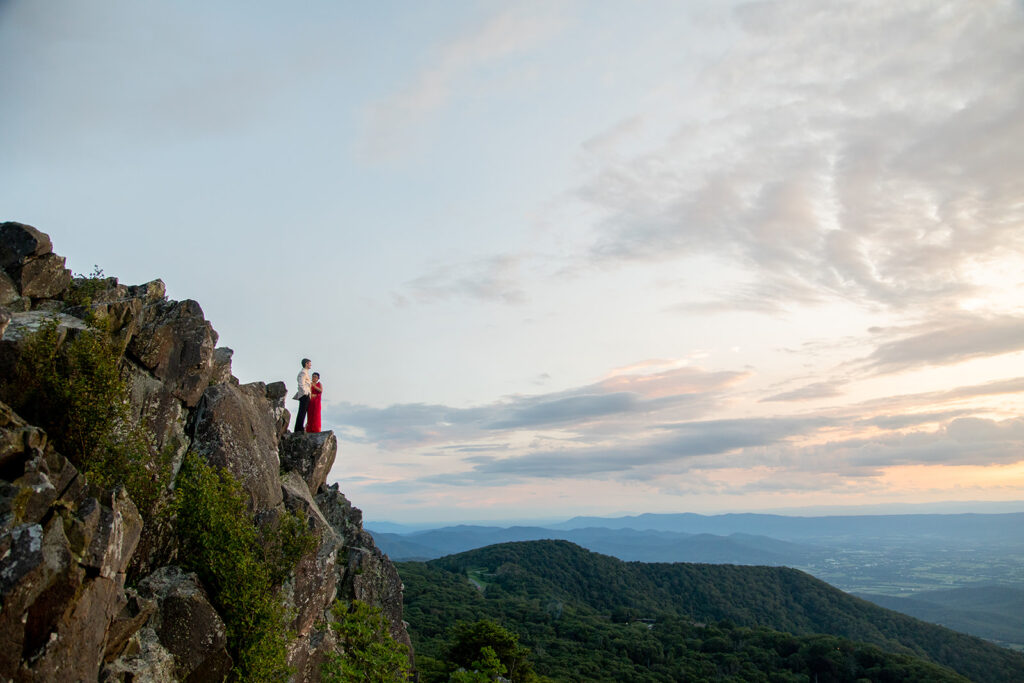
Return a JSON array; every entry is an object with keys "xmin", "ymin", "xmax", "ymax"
[
  {"xmin": 0, "ymin": 223, "xmax": 410, "ymax": 682},
  {"xmin": 280, "ymin": 431, "xmax": 338, "ymax": 495}
]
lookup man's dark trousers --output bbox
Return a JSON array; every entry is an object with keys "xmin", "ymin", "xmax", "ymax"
[{"xmin": 295, "ymin": 394, "xmax": 309, "ymax": 432}]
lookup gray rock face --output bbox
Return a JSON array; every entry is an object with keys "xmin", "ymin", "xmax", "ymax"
[
  {"xmin": 101, "ymin": 626, "xmax": 177, "ymax": 683},
  {"xmin": 0, "ymin": 402, "xmax": 143, "ymax": 681},
  {"xmin": 280, "ymin": 430, "xmax": 338, "ymax": 495},
  {"xmin": 211, "ymin": 346, "xmax": 235, "ymax": 385},
  {"xmin": 14, "ymin": 253, "xmax": 72, "ymax": 299},
  {"xmin": 127, "ymin": 299, "xmax": 218, "ymax": 407},
  {"xmin": 190, "ymin": 381, "xmax": 283, "ymax": 512},
  {"xmin": 82, "ymin": 488, "xmax": 144, "ymax": 580},
  {"xmin": 0, "ymin": 401, "xmax": 47, "ymax": 484},
  {"xmin": 0, "ymin": 509, "xmax": 137, "ymax": 681},
  {"xmin": 266, "ymin": 381, "xmax": 291, "ymax": 438},
  {"xmin": 0, "ymin": 222, "xmax": 52, "ymax": 270},
  {"xmin": 122, "ymin": 359, "xmax": 189, "ymax": 468},
  {"xmin": 0, "ymin": 273, "xmax": 18, "ymax": 307},
  {"xmin": 0, "ymin": 310, "xmax": 87, "ymax": 344},
  {"xmin": 287, "ymin": 626, "xmax": 338, "ymax": 683},
  {"xmin": 281, "ymin": 473, "xmax": 342, "ymax": 639},
  {"xmin": 103, "ymin": 589, "xmax": 158, "ymax": 665},
  {"xmin": 136, "ymin": 566, "xmax": 232, "ymax": 682},
  {"xmin": 316, "ymin": 484, "xmax": 413, "ymax": 656}
]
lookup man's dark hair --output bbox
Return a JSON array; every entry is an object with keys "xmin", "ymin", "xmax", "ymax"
[{"xmin": 301, "ymin": 358, "xmax": 311, "ymax": 367}]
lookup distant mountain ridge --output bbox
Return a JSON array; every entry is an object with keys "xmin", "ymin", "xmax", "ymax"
[
  {"xmin": 370, "ymin": 524, "xmax": 820, "ymax": 564},
  {"xmin": 551, "ymin": 511, "xmax": 1024, "ymax": 541},
  {"xmin": 368, "ymin": 510, "xmax": 1024, "ymax": 564}
]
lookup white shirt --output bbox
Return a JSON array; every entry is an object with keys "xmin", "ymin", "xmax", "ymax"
[{"xmin": 293, "ymin": 367, "xmax": 311, "ymax": 400}]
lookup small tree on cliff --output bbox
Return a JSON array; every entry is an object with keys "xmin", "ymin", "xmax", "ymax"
[{"xmin": 322, "ymin": 599, "xmax": 412, "ymax": 682}]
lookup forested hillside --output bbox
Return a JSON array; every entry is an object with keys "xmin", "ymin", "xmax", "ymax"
[{"xmin": 399, "ymin": 540, "xmax": 1024, "ymax": 682}]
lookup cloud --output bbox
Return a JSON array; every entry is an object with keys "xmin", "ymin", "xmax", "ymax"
[
  {"xmin": 814, "ymin": 416, "xmax": 1024, "ymax": 471},
  {"xmin": 945, "ymin": 416, "xmax": 1024, "ymax": 444},
  {"xmin": 597, "ymin": 365, "xmax": 748, "ymax": 399},
  {"xmin": 860, "ymin": 410, "xmax": 975, "ymax": 431},
  {"xmin": 863, "ymin": 315, "xmax": 1024, "ymax": 373},
  {"xmin": 395, "ymin": 407, "xmax": 1024, "ymax": 489},
  {"xmin": 454, "ymin": 415, "xmax": 834, "ymax": 480},
  {"xmin": 325, "ymin": 364, "xmax": 746, "ymax": 447},
  {"xmin": 849, "ymin": 376, "xmax": 1024, "ymax": 415},
  {"xmin": 574, "ymin": 0, "xmax": 1024, "ymax": 314},
  {"xmin": 394, "ymin": 253, "xmax": 527, "ymax": 305},
  {"xmin": 762, "ymin": 379, "xmax": 847, "ymax": 402}
]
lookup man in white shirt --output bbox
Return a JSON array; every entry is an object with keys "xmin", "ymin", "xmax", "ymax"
[{"xmin": 292, "ymin": 357, "xmax": 312, "ymax": 432}]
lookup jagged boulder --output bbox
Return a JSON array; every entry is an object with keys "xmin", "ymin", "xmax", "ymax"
[
  {"xmin": 15, "ymin": 253, "xmax": 72, "ymax": 300},
  {"xmin": 266, "ymin": 380, "xmax": 291, "ymax": 437},
  {"xmin": 127, "ymin": 299, "xmax": 218, "ymax": 407},
  {"xmin": 316, "ymin": 484, "xmax": 374, "ymax": 549},
  {"xmin": 0, "ymin": 222, "xmax": 70, "ymax": 302},
  {"xmin": 0, "ymin": 222, "xmax": 52, "ymax": 270},
  {"xmin": 280, "ymin": 430, "xmax": 337, "ymax": 494},
  {"xmin": 133, "ymin": 566, "xmax": 232, "ymax": 682},
  {"xmin": 190, "ymin": 381, "xmax": 283, "ymax": 512},
  {"xmin": 211, "ymin": 346, "xmax": 235, "ymax": 385}
]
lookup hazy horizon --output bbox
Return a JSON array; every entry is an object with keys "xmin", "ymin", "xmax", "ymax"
[{"xmin": 366, "ymin": 498, "xmax": 1024, "ymax": 529}]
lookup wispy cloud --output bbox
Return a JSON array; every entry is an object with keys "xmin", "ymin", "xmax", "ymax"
[
  {"xmin": 361, "ymin": 2, "xmax": 566, "ymax": 160},
  {"xmin": 325, "ymin": 364, "xmax": 746, "ymax": 448},
  {"xmin": 575, "ymin": 0, "xmax": 1024, "ymax": 315},
  {"xmin": 863, "ymin": 315, "xmax": 1024, "ymax": 373},
  {"xmin": 762, "ymin": 379, "xmax": 848, "ymax": 403},
  {"xmin": 393, "ymin": 253, "xmax": 527, "ymax": 306}
]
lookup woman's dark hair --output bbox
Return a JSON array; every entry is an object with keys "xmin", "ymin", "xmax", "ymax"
[{"xmin": 312, "ymin": 372, "xmax": 320, "ymax": 379}]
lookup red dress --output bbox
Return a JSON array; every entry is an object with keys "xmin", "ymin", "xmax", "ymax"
[{"xmin": 306, "ymin": 380, "xmax": 322, "ymax": 433}]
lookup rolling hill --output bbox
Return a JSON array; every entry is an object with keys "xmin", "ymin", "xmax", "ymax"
[{"xmin": 398, "ymin": 540, "xmax": 1024, "ymax": 682}]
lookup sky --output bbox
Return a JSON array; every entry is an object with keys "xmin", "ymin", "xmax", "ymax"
[{"xmin": 2, "ymin": 0, "xmax": 1023, "ymax": 524}]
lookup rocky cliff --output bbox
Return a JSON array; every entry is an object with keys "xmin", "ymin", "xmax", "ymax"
[{"xmin": 0, "ymin": 222, "xmax": 411, "ymax": 682}]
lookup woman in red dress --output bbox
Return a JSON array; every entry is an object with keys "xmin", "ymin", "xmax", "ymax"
[{"xmin": 306, "ymin": 372, "xmax": 322, "ymax": 433}]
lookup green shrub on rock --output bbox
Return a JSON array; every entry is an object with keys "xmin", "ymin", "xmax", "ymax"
[
  {"xmin": 322, "ymin": 599, "xmax": 411, "ymax": 683},
  {"xmin": 8, "ymin": 315, "xmax": 170, "ymax": 518},
  {"xmin": 174, "ymin": 453, "xmax": 314, "ymax": 682}
]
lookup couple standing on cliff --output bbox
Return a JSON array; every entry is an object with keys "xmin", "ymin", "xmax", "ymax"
[{"xmin": 292, "ymin": 358, "xmax": 323, "ymax": 433}]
